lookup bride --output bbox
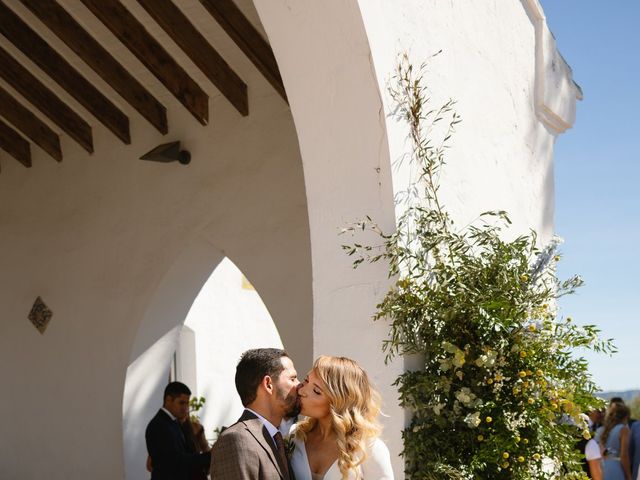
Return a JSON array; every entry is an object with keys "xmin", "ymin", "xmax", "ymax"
[{"xmin": 289, "ymin": 356, "xmax": 394, "ymax": 480}]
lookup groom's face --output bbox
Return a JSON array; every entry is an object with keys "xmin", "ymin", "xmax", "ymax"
[{"xmin": 274, "ymin": 356, "xmax": 301, "ymax": 418}]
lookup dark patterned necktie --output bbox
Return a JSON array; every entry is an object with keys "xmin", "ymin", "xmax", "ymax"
[{"xmin": 273, "ymin": 431, "xmax": 291, "ymax": 480}]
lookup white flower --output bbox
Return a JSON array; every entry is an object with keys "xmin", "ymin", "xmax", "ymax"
[
  {"xmin": 475, "ymin": 349, "xmax": 497, "ymax": 368},
  {"xmin": 455, "ymin": 387, "xmax": 476, "ymax": 405},
  {"xmin": 439, "ymin": 357, "xmax": 453, "ymax": 372},
  {"xmin": 452, "ymin": 349, "xmax": 466, "ymax": 368},
  {"xmin": 464, "ymin": 412, "xmax": 481, "ymax": 428}
]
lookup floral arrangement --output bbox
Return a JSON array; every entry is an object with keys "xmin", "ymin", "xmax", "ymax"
[{"xmin": 343, "ymin": 54, "xmax": 614, "ymax": 479}]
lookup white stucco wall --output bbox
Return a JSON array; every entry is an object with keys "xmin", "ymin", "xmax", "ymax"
[
  {"xmin": 359, "ymin": 0, "xmax": 579, "ymax": 239},
  {"xmin": 0, "ymin": 1, "xmax": 578, "ymax": 479},
  {"xmin": 255, "ymin": 1, "xmax": 578, "ymax": 477}
]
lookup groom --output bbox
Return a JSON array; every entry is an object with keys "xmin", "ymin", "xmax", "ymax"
[{"xmin": 210, "ymin": 348, "xmax": 300, "ymax": 480}]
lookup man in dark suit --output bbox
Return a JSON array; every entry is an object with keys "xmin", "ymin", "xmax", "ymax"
[
  {"xmin": 211, "ymin": 348, "xmax": 301, "ymax": 480},
  {"xmin": 146, "ymin": 381, "xmax": 211, "ymax": 480}
]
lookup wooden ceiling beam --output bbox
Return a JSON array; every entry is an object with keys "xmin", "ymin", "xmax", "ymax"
[
  {"xmin": 21, "ymin": 0, "xmax": 168, "ymax": 134},
  {"xmin": 0, "ymin": 118, "xmax": 31, "ymax": 168},
  {"xmin": 0, "ymin": 1, "xmax": 130, "ymax": 144},
  {"xmin": 0, "ymin": 86, "xmax": 61, "ymax": 162},
  {"xmin": 199, "ymin": 0, "xmax": 287, "ymax": 102},
  {"xmin": 137, "ymin": 0, "xmax": 248, "ymax": 116},
  {"xmin": 0, "ymin": 47, "xmax": 93, "ymax": 153},
  {"xmin": 81, "ymin": 0, "xmax": 209, "ymax": 125}
]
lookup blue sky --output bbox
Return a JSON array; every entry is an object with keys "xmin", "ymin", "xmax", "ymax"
[{"xmin": 539, "ymin": 1, "xmax": 640, "ymax": 391}]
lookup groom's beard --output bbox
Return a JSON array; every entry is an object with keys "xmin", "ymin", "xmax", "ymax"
[{"xmin": 278, "ymin": 385, "xmax": 301, "ymax": 419}]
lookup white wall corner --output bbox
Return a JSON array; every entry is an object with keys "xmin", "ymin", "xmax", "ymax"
[{"xmin": 523, "ymin": 0, "xmax": 582, "ymax": 134}]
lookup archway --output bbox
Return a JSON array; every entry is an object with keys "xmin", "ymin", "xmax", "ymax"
[{"xmin": 122, "ymin": 238, "xmax": 287, "ymax": 480}]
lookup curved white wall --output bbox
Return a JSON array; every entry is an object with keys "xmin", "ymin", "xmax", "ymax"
[
  {"xmin": 0, "ymin": 1, "xmax": 579, "ymax": 478},
  {"xmin": 0, "ymin": 1, "xmax": 313, "ymax": 474},
  {"xmin": 253, "ymin": 0, "xmax": 404, "ymax": 473}
]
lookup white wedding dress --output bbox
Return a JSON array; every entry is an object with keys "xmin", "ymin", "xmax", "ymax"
[{"xmin": 289, "ymin": 433, "xmax": 394, "ymax": 480}]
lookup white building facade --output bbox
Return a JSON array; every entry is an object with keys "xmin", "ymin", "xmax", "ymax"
[{"xmin": 0, "ymin": 1, "xmax": 579, "ymax": 478}]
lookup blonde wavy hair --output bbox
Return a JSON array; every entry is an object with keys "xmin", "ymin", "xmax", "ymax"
[{"xmin": 295, "ymin": 356, "xmax": 382, "ymax": 479}]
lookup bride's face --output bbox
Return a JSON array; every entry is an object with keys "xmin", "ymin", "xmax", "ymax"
[{"xmin": 298, "ymin": 370, "xmax": 331, "ymax": 419}]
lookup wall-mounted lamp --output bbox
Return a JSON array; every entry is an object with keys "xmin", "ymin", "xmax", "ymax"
[{"xmin": 140, "ymin": 141, "xmax": 191, "ymax": 165}]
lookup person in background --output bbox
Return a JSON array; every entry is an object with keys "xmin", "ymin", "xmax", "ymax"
[
  {"xmin": 589, "ymin": 409, "xmax": 605, "ymax": 433},
  {"xmin": 629, "ymin": 418, "xmax": 640, "ymax": 480},
  {"xmin": 146, "ymin": 382, "xmax": 211, "ymax": 480},
  {"xmin": 597, "ymin": 402, "xmax": 632, "ymax": 480},
  {"xmin": 583, "ymin": 437, "xmax": 603, "ymax": 480}
]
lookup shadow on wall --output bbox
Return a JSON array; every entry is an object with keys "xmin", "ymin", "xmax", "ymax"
[{"xmin": 122, "ymin": 237, "xmax": 224, "ymax": 480}]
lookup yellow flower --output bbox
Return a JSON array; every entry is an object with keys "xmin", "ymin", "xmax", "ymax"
[
  {"xmin": 513, "ymin": 387, "xmax": 520, "ymax": 394},
  {"xmin": 523, "ymin": 438, "xmax": 529, "ymax": 444},
  {"xmin": 515, "ymin": 436, "xmax": 521, "ymax": 443},
  {"xmin": 517, "ymin": 456, "xmax": 525, "ymax": 463},
  {"xmin": 520, "ymin": 274, "xmax": 529, "ymax": 282},
  {"xmin": 487, "ymin": 378, "xmax": 494, "ymax": 385},
  {"xmin": 519, "ymin": 351, "xmax": 527, "ymax": 358},
  {"xmin": 502, "ymin": 452, "xmax": 509, "ymax": 459},
  {"xmin": 536, "ymin": 369, "xmax": 544, "ymax": 377},
  {"xmin": 527, "ymin": 398, "xmax": 535, "ymax": 405},
  {"xmin": 533, "ymin": 453, "xmax": 541, "ymax": 461},
  {"xmin": 518, "ymin": 371, "xmax": 527, "ymax": 378},
  {"xmin": 528, "ymin": 324, "xmax": 537, "ymax": 332},
  {"xmin": 582, "ymin": 430, "xmax": 591, "ymax": 440},
  {"xmin": 486, "ymin": 416, "xmax": 493, "ymax": 423},
  {"xmin": 477, "ymin": 435, "xmax": 484, "ymax": 442},
  {"xmin": 502, "ymin": 461, "xmax": 510, "ymax": 469}
]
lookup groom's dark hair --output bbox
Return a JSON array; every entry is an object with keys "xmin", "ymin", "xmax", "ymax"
[{"xmin": 235, "ymin": 348, "xmax": 289, "ymax": 406}]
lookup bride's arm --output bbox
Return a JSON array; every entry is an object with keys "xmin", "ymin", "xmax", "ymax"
[{"xmin": 362, "ymin": 438, "xmax": 395, "ymax": 480}]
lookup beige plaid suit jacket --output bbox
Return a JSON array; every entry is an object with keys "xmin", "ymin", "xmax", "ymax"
[{"xmin": 210, "ymin": 409, "xmax": 290, "ymax": 480}]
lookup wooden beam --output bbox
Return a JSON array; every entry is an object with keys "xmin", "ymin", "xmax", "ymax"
[
  {"xmin": 0, "ymin": 118, "xmax": 31, "ymax": 167},
  {"xmin": 20, "ymin": 0, "xmax": 168, "ymax": 135},
  {"xmin": 136, "ymin": 0, "xmax": 248, "ymax": 116},
  {"xmin": 0, "ymin": 86, "xmax": 62, "ymax": 162},
  {"xmin": 199, "ymin": 0, "xmax": 287, "ymax": 102},
  {"xmin": 0, "ymin": 47, "xmax": 93, "ymax": 153},
  {"xmin": 0, "ymin": 1, "xmax": 130, "ymax": 144},
  {"xmin": 81, "ymin": 0, "xmax": 209, "ymax": 125}
]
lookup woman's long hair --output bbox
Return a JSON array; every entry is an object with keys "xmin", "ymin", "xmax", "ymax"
[
  {"xmin": 599, "ymin": 402, "xmax": 630, "ymax": 448},
  {"xmin": 295, "ymin": 356, "xmax": 382, "ymax": 479}
]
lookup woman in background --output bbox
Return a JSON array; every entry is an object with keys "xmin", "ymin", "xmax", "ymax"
[{"xmin": 597, "ymin": 402, "xmax": 631, "ymax": 480}]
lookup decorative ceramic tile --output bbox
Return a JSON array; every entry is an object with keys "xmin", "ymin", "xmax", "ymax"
[{"xmin": 28, "ymin": 296, "xmax": 52, "ymax": 334}]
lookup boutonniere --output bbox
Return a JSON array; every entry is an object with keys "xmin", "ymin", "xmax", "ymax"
[{"xmin": 284, "ymin": 435, "xmax": 295, "ymax": 459}]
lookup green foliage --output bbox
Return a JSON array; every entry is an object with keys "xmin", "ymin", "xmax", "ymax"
[
  {"xmin": 343, "ymin": 54, "xmax": 614, "ymax": 479},
  {"xmin": 189, "ymin": 395, "xmax": 206, "ymax": 423}
]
